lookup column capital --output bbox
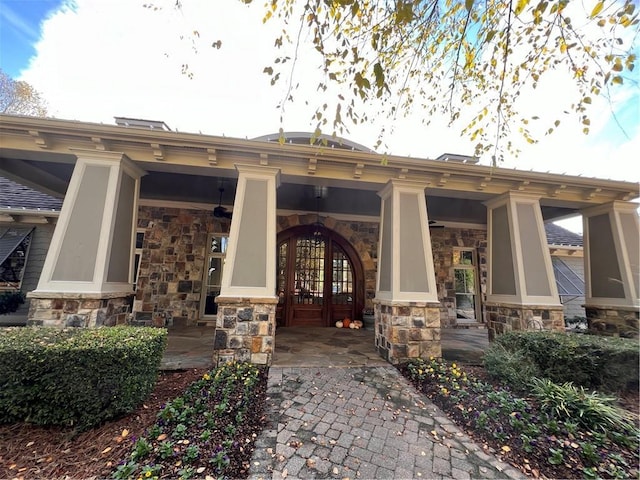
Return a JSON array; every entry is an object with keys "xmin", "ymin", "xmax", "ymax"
[
  {"xmin": 234, "ymin": 164, "xmax": 281, "ymax": 186},
  {"xmin": 483, "ymin": 191, "xmax": 542, "ymax": 209},
  {"xmin": 581, "ymin": 200, "xmax": 639, "ymax": 217},
  {"xmin": 377, "ymin": 178, "xmax": 428, "ymax": 199},
  {"xmin": 70, "ymin": 148, "xmax": 147, "ymax": 178}
]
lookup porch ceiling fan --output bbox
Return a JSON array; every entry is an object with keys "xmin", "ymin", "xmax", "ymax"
[{"xmin": 213, "ymin": 187, "xmax": 232, "ymax": 219}]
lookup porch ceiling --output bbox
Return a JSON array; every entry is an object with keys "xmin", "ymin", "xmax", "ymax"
[{"xmin": 1, "ymin": 115, "xmax": 637, "ymax": 220}]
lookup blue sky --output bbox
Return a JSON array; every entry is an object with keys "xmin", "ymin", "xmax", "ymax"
[{"xmin": 0, "ymin": 0, "xmax": 63, "ymax": 77}]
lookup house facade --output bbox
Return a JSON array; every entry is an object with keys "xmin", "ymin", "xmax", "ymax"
[
  {"xmin": 0, "ymin": 177, "xmax": 61, "ymax": 325},
  {"xmin": 0, "ymin": 114, "xmax": 638, "ymax": 365}
]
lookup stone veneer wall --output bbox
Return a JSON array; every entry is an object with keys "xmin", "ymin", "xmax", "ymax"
[
  {"xmin": 213, "ymin": 298, "xmax": 277, "ymax": 365},
  {"xmin": 486, "ymin": 303, "xmax": 564, "ymax": 341},
  {"xmin": 277, "ymin": 214, "xmax": 379, "ymax": 314},
  {"xmin": 27, "ymin": 294, "xmax": 131, "ymax": 327},
  {"xmin": 374, "ymin": 302, "xmax": 442, "ymax": 364},
  {"xmin": 586, "ymin": 306, "xmax": 639, "ymax": 338},
  {"xmin": 132, "ymin": 206, "xmax": 229, "ymax": 327},
  {"xmin": 430, "ymin": 228, "xmax": 488, "ymax": 327}
]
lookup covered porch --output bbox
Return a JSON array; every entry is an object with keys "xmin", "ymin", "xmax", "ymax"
[{"xmin": 1, "ymin": 114, "xmax": 638, "ymax": 366}]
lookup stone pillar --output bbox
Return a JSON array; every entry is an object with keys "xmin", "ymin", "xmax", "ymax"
[
  {"xmin": 582, "ymin": 201, "xmax": 639, "ymax": 337},
  {"xmin": 214, "ymin": 165, "xmax": 280, "ymax": 365},
  {"xmin": 374, "ymin": 180, "xmax": 441, "ymax": 363},
  {"xmin": 484, "ymin": 192, "xmax": 563, "ymax": 340},
  {"xmin": 28, "ymin": 151, "xmax": 145, "ymax": 327}
]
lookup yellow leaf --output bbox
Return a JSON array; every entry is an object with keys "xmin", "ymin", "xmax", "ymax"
[
  {"xmin": 515, "ymin": 0, "xmax": 529, "ymax": 15},
  {"xmin": 101, "ymin": 447, "xmax": 112, "ymax": 455},
  {"xmin": 121, "ymin": 429, "xmax": 129, "ymax": 438},
  {"xmin": 501, "ymin": 445, "xmax": 512, "ymax": 452},
  {"xmin": 590, "ymin": 1, "xmax": 604, "ymax": 18}
]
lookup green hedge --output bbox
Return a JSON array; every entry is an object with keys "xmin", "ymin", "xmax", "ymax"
[
  {"xmin": 0, "ymin": 326, "xmax": 167, "ymax": 430},
  {"xmin": 0, "ymin": 291, "xmax": 25, "ymax": 314},
  {"xmin": 484, "ymin": 331, "xmax": 639, "ymax": 394}
]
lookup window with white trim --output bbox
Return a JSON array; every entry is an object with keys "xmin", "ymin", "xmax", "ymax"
[{"xmin": 201, "ymin": 235, "xmax": 228, "ymax": 316}]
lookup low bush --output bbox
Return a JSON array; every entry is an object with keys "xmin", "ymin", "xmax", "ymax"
[
  {"xmin": 0, "ymin": 326, "xmax": 167, "ymax": 430},
  {"xmin": 112, "ymin": 362, "xmax": 267, "ymax": 480},
  {"xmin": 485, "ymin": 331, "xmax": 639, "ymax": 393},
  {"xmin": 529, "ymin": 378, "xmax": 637, "ymax": 434},
  {"xmin": 402, "ymin": 358, "xmax": 639, "ymax": 479},
  {"xmin": 0, "ymin": 291, "xmax": 25, "ymax": 314}
]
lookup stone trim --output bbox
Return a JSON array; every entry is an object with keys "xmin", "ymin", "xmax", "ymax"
[
  {"xmin": 585, "ymin": 305, "xmax": 639, "ymax": 338},
  {"xmin": 213, "ymin": 299, "xmax": 277, "ymax": 365},
  {"xmin": 374, "ymin": 301, "xmax": 442, "ymax": 364},
  {"xmin": 486, "ymin": 302, "xmax": 564, "ymax": 341},
  {"xmin": 27, "ymin": 294, "xmax": 131, "ymax": 327}
]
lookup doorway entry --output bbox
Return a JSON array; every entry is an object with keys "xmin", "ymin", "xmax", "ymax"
[{"xmin": 276, "ymin": 225, "xmax": 364, "ymax": 327}]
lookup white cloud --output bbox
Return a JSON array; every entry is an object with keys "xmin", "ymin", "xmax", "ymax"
[{"xmin": 18, "ymin": 0, "xmax": 640, "ymax": 185}]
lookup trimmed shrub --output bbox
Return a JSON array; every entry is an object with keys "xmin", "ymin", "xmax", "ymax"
[
  {"xmin": 0, "ymin": 291, "xmax": 25, "ymax": 314},
  {"xmin": 485, "ymin": 331, "xmax": 639, "ymax": 393},
  {"xmin": 0, "ymin": 326, "xmax": 167, "ymax": 430}
]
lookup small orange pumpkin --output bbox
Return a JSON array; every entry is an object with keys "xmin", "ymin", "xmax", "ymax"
[{"xmin": 343, "ymin": 318, "xmax": 351, "ymax": 328}]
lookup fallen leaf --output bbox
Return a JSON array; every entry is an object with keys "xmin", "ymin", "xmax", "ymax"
[
  {"xmin": 8, "ymin": 464, "xmax": 16, "ymax": 470},
  {"xmin": 501, "ymin": 446, "xmax": 511, "ymax": 453},
  {"xmin": 157, "ymin": 433, "xmax": 168, "ymax": 441},
  {"xmin": 121, "ymin": 429, "xmax": 129, "ymax": 438},
  {"xmin": 306, "ymin": 458, "xmax": 316, "ymax": 468},
  {"xmin": 26, "ymin": 441, "xmax": 35, "ymax": 447},
  {"xmin": 282, "ymin": 468, "xmax": 288, "ymax": 478},
  {"xmin": 101, "ymin": 447, "xmax": 112, "ymax": 455},
  {"xmin": 196, "ymin": 467, "xmax": 206, "ymax": 474}
]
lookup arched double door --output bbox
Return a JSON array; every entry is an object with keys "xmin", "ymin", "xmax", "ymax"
[{"xmin": 276, "ymin": 225, "xmax": 364, "ymax": 327}]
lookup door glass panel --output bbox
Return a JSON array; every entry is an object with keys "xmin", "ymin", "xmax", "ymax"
[
  {"xmin": 332, "ymin": 245, "xmax": 353, "ymax": 305},
  {"xmin": 454, "ymin": 268, "xmax": 476, "ymax": 320},
  {"xmin": 293, "ymin": 236, "xmax": 325, "ymax": 305}
]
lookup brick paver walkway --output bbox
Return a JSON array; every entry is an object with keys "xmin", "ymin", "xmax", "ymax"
[{"xmin": 249, "ymin": 366, "xmax": 523, "ymax": 479}]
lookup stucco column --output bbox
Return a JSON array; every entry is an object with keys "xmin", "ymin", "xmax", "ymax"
[
  {"xmin": 484, "ymin": 192, "xmax": 563, "ymax": 339},
  {"xmin": 27, "ymin": 150, "xmax": 145, "ymax": 327},
  {"xmin": 374, "ymin": 179, "xmax": 441, "ymax": 364},
  {"xmin": 214, "ymin": 165, "xmax": 281, "ymax": 366},
  {"xmin": 582, "ymin": 201, "xmax": 639, "ymax": 337}
]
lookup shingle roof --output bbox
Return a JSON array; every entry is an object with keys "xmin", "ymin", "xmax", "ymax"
[
  {"xmin": 0, "ymin": 177, "xmax": 63, "ymax": 211},
  {"xmin": 545, "ymin": 223, "xmax": 583, "ymax": 247}
]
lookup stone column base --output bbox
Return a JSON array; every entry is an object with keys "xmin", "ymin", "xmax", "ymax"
[
  {"xmin": 374, "ymin": 300, "xmax": 441, "ymax": 364},
  {"xmin": 213, "ymin": 297, "xmax": 278, "ymax": 366},
  {"xmin": 26, "ymin": 292, "xmax": 133, "ymax": 327},
  {"xmin": 486, "ymin": 302, "xmax": 564, "ymax": 341},
  {"xmin": 585, "ymin": 305, "xmax": 639, "ymax": 338}
]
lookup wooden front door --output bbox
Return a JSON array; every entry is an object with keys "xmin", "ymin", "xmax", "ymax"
[{"xmin": 276, "ymin": 226, "xmax": 363, "ymax": 327}]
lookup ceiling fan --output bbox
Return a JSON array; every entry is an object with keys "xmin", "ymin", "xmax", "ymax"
[{"xmin": 213, "ymin": 187, "xmax": 232, "ymax": 219}]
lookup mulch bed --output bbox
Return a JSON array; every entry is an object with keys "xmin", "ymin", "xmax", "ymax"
[
  {"xmin": 0, "ymin": 368, "xmax": 206, "ymax": 480},
  {"xmin": 399, "ymin": 362, "xmax": 640, "ymax": 480}
]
